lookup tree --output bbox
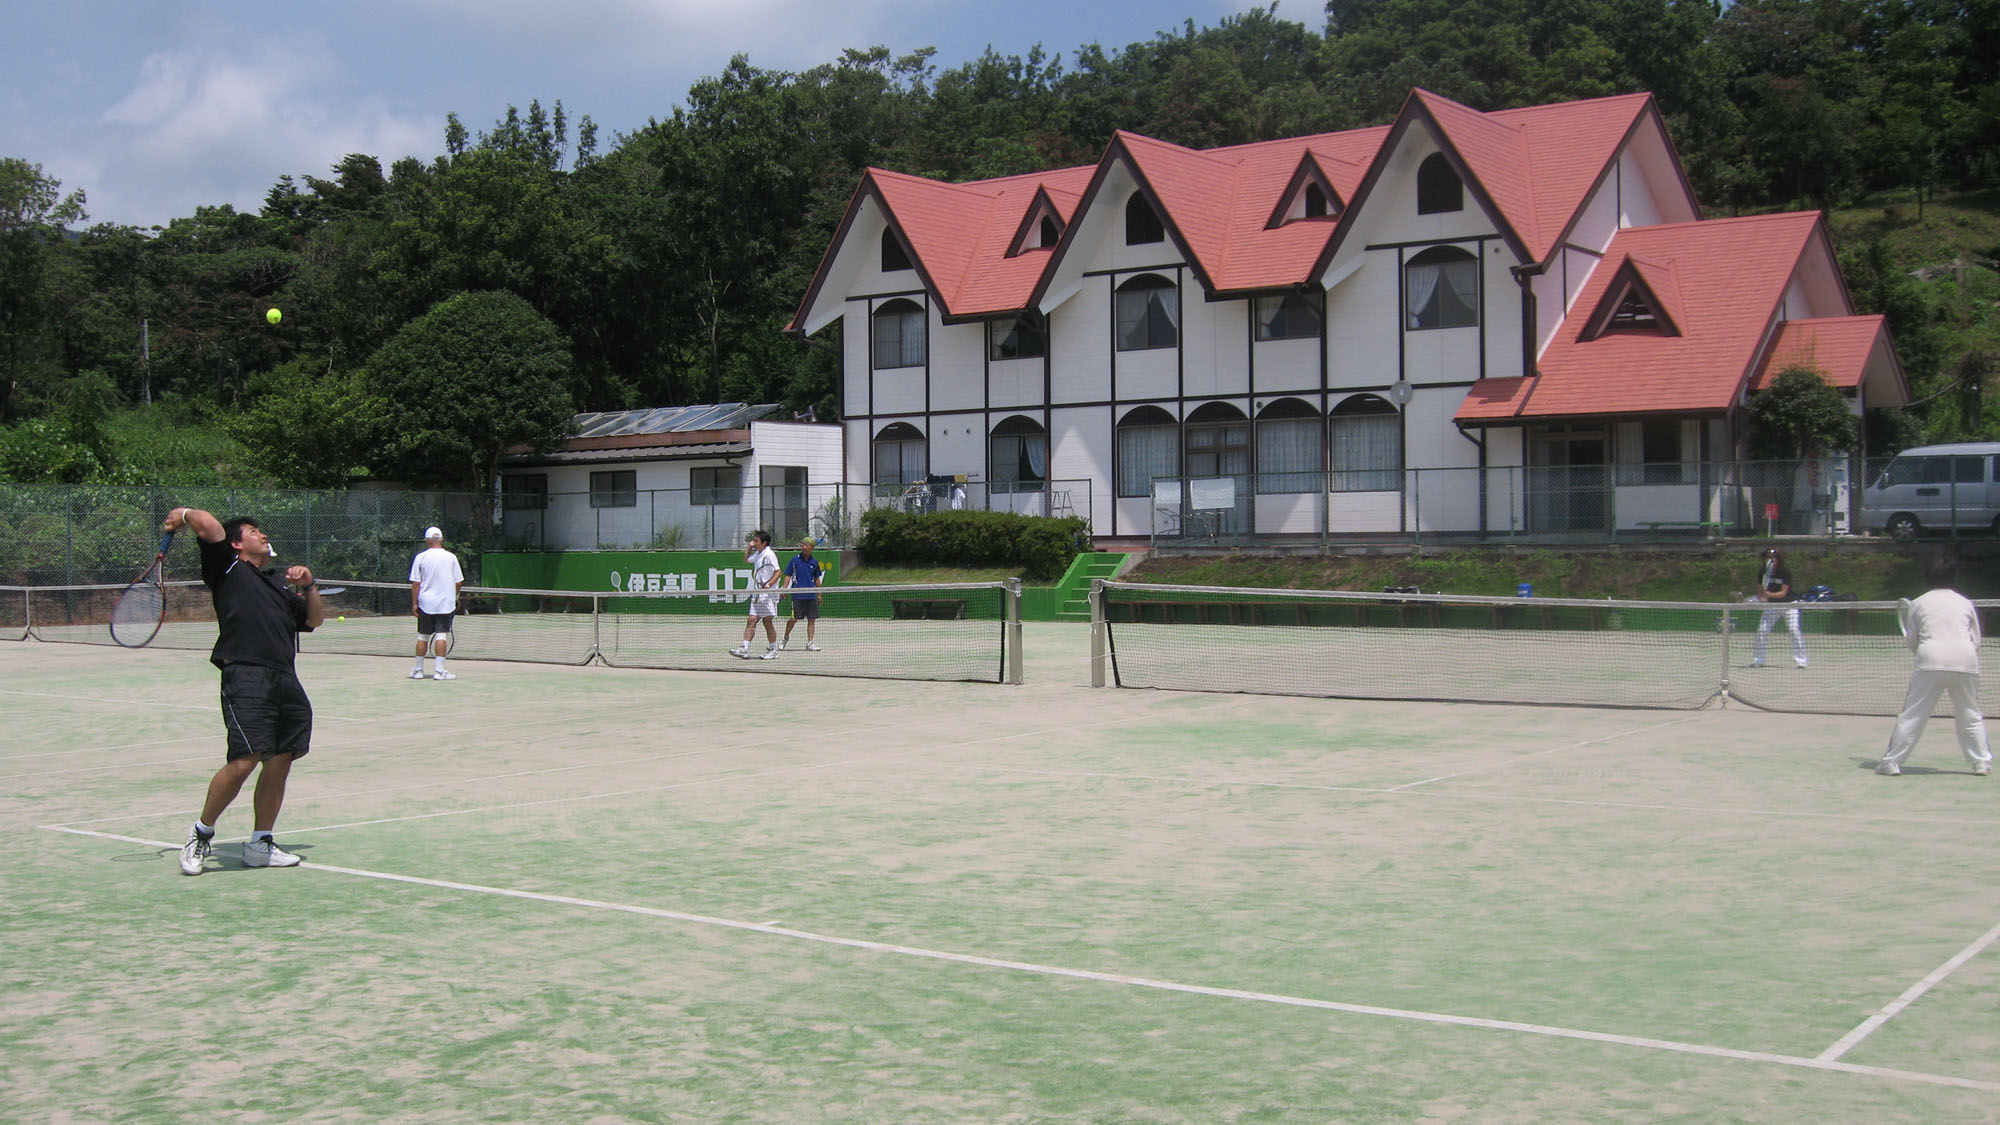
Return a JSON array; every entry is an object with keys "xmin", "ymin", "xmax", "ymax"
[
  {"xmin": 1745, "ymin": 364, "xmax": 1860, "ymax": 459},
  {"xmin": 361, "ymin": 290, "xmax": 577, "ymax": 499},
  {"xmin": 0, "ymin": 158, "xmax": 88, "ymax": 420}
]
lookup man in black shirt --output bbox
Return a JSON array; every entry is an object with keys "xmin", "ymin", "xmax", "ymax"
[{"xmin": 165, "ymin": 507, "xmax": 325, "ymax": 876}]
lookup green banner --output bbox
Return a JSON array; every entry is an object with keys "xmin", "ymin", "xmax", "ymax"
[{"xmin": 482, "ymin": 550, "xmax": 835, "ymax": 596}]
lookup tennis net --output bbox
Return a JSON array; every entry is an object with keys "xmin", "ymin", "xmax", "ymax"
[
  {"xmin": 1093, "ymin": 581, "xmax": 2000, "ymax": 716},
  {"xmin": 6, "ymin": 578, "xmax": 1022, "ymax": 685}
]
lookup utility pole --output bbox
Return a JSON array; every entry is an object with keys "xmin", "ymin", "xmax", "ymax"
[{"xmin": 140, "ymin": 318, "xmax": 151, "ymax": 406}]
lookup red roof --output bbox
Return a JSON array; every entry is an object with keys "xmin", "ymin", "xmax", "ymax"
[
  {"xmin": 1456, "ymin": 212, "xmax": 1826, "ymax": 422},
  {"xmin": 796, "ymin": 89, "xmax": 1665, "ymax": 327},
  {"xmin": 1749, "ymin": 316, "xmax": 1891, "ymax": 391}
]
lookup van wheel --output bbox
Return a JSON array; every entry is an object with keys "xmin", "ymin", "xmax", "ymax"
[{"xmin": 1887, "ymin": 514, "xmax": 1920, "ymax": 541}]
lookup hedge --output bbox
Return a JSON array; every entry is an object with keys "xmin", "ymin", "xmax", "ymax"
[{"xmin": 858, "ymin": 508, "xmax": 1090, "ymax": 582}]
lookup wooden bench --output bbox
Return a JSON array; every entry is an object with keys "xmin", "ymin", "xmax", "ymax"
[
  {"xmin": 1634, "ymin": 520, "xmax": 1727, "ymax": 537},
  {"xmin": 891, "ymin": 599, "xmax": 966, "ymax": 620}
]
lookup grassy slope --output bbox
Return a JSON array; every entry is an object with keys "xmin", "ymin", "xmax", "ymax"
[{"xmin": 1120, "ymin": 543, "xmax": 1989, "ymax": 602}]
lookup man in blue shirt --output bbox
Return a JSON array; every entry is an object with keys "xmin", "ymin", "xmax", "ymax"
[{"xmin": 781, "ymin": 537, "xmax": 825, "ymax": 652}]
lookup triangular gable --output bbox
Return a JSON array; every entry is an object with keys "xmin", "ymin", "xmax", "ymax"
[
  {"xmin": 1579, "ymin": 256, "xmax": 1685, "ymax": 340},
  {"xmin": 1006, "ymin": 185, "xmax": 1069, "ymax": 257},
  {"xmin": 1265, "ymin": 153, "xmax": 1343, "ymax": 229}
]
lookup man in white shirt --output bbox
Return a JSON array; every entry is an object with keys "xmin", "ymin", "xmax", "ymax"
[
  {"xmin": 408, "ymin": 526, "xmax": 465, "ymax": 680},
  {"xmin": 1879, "ymin": 554, "xmax": 1991, "ymax": 776},
  {"xmin": 730, "ymin": 529, "xmax": 782, "ymax": 660}
]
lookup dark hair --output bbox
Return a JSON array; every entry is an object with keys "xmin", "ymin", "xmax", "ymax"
[
  {"xmin": 1924, "ymin": 552, "xmax": 1959, "ymax": 589},
  {"xmin": 221, "ymin": 517, "xmax": 261, "ymax": 547},
  {"xmin": 749, "ymin": 529, "xmax": 770, "ymax": 545}
]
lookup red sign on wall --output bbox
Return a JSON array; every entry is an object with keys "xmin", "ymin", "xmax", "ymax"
[{"xmin": 1763, "ymin": 502, "xmax": 1780, "ymax": 521}]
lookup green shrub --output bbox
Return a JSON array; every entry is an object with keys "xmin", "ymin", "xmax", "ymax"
[{"xmin": 858, "ymin": 508, "xmax": 1089, "ymax": 582}]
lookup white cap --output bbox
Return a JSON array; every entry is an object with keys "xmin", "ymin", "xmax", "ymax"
[{"xmin": 424, "ymin": 526, "xmax": 443, "ymax": 541}]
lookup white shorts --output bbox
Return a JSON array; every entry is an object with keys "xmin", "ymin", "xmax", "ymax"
[{"xmin": 748, "ymin": 592, "xmax": 779, "ymax": 620}]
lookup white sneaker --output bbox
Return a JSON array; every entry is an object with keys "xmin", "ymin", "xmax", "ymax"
[
  {"xmin": 729, "ymin": 646, "xmax": 750, "ymax": 659},
  {"xmin": 778, "ymin": 640, "xmax": 788, "ymax": 650},
  {"xmin": 179, "ymin": 828, "xmax": 213, "ymax": 876},
  {"xmin": 432, "ymin": 670, "xmax": 456, "ymax": 681},
  {"xmin": 804, "ymin": 641, "xmax": 820, "ymax": 652},
  {"xmin": 1876, "ymin": 761, "xmax": 1901, "ymax": 776},
  {"xmin": 409, "ymin": 668, "xmax": 426, "ymax": 679},
  {"xmin": 1976, "ymin": 762, "xmax": 1991, "ymax": 776},
  {"xmin": 241, "ymin": 837, "xmax": 301, "ymax": 867},
  {"xmin": 760, "ymin": 648, "xmax": 779, "ymax": 660}
]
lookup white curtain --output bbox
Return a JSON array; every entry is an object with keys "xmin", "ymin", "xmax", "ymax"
[
  {"xmin": 1256, "ymin": 417, "xmax": 1319, "ymax": 493},
  {"xmin": 1331, "ymin": 414, "xmax": 1401, "ymax": 492},
  {"xmin": 1405, "ymin": 264, "xmax": 1440, "ymax": 327},
  {"xmin": 1444, "ymin": 259, "xmax": 1478, "ymax": 314},
  {"xmin": 1117, "ymin": 426, "xmax": 1178, "ymax": 497},
  {"xmin": 1024, "ymin": 436, "xmax": 1047, "ymax": 478}
]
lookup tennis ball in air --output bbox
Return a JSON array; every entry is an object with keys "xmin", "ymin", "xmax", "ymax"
[
  {"xmin": 338, "ymin": 615, "xmax": 346, "ymax": 622},
  {"xmin": 265, "ymin": 307, "xmax": 282, "ymax": 325}
]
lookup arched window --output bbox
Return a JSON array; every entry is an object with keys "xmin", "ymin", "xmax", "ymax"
[
  {"xmin": 1115, "ymin": 405, "xmax": 1178, "ymax": 498},
  {"xmin": 1329, "ymin": 394, "xmax": 1401, "ymax": 492},
  {"xmin": 1255, "ymin": 292, "xmax": 1323, "ymax": 341},
  {"xmin": 988, "ymin": 415, "xmax": 1048, "ymax": 494},
  {"xmin": 1115, "ymin": 274, "xmax": 1178, "ymax": 351},
  {"xmin": 1404, "ymin": 246, "xmax": 1478, "ymax": 330},
  {"xmin": 1125, "ymin": 191, "xmax": 1165, "ymax": 245},
  {"xmin": 1303, "ymin": 181, "xmax": 1329, "ymax": 218},
  {"xmin": 1184, "ymin": 402, "xmax": 1250, "ymax": 479},
  {"xmin": 1255, "ymin": 398, "xmax": 1321, "ymax": 493},
  {"xmin": 871, "ymin": 298, "xmax": 926, "ymax": 369},
  {"xmin": 880, "ymin": 228, "xmax": 912, "ymax": 272},
  {"xmin": 1039, "ymin": 215, "xmax": 1059, "ymax": 245},
  {"xmin": 872, "ymin": 422, "xmax": 926, "ymax": 486},
  {"xmin": 1417, "ymin": 153, "xmax": 1463, "ymax": 215}
]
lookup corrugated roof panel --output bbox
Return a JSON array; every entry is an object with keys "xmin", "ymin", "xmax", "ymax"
[{"xmin": 566, "ymin": 403, "xmax": 777, "ymax": 437}]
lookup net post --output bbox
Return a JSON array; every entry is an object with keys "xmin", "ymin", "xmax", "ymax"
[
  {"xmin": 1004, "ymin": 578, "xmax": 1023, "ymax": 685},
  {"xmin": 1717, "ymin": 602, "xmax": 1734, "ymax": 707},
  {"xmin": 1089, "ymin": 579, "xmax": 1106, "ymax": 688},
  {"xmin": 590, "ymin": 591, "xmax": 603, "ymax": 665}
]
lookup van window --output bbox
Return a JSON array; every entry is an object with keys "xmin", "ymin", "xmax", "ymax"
[
  {"xmin": 1953, "ymin": 456, "xmax": 1985, "ymax": 484},
  {"xmin": 1882, "ymin": 456, "xmax": 1947, "ymax": 487}
]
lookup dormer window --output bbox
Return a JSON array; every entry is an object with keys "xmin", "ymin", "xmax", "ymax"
[
  {"xmin": 1039, "ymin": 215, "xmax": 1059, "ymax": 245},
  {"xmin": 1125, "ymin": 191, "xmax": 1165, "ymax": 245},
  {"xmin": 1303, "ymin": 182, "xmax": 1329, "ymax": 218},
  {"xmin": 1416, "ymin": 153, "xmax": 1463, "ymax": 215},
  {"xmin": 881, "ymin": 228, "xmax": 912, "ymax": 272},
  {"xmin": 1606, "ymin": 290, "xmax": 1661, "ymax": 334}
]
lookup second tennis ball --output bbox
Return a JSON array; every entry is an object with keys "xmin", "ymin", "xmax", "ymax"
[{"xmin": 266, "ymin": 307, "xmax": 282, "ymax": 325}]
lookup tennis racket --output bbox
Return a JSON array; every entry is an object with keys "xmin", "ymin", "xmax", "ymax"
[{"xmin": 109, "ymin": 531, "xmax": 175, "ymax": 647}]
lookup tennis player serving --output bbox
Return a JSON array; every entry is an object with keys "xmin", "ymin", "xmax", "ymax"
[{"xmin": 163, "ymin": 507, "xmax": 325, "ymax": 875}]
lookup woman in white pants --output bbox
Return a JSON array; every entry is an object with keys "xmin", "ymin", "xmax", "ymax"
[
  {"xmin": 1880, "ymin": 554, "xmax": 1992, "ymax": 776},
  {"xmin": 1752, "ymin": 547, "xmax": 1807, "ymax": 668}
]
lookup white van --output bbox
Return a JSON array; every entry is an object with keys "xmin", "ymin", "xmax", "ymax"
[{"xmin": 1858, "ymin": 442, "xmax": 2000, "ymax": 539}]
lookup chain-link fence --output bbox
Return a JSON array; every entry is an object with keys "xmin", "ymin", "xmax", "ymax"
[
  {"xmin": 0, "ymin": 484, "xmax": 481, "ymax": 587},
  {"xmin": 1144, "ymin": 456, "xmax": 1975, "ymax": 545}
]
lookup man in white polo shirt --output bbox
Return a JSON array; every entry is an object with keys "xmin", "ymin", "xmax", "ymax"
[
  {"xmin": 409, "ymin": 526, "xmax": 464, "ymax": 680},
  {"xmin": 1879, "ymin": 553, "xmax": 1992, "ymax": 776}
]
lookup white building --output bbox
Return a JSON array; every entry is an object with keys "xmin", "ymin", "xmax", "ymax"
[
  {"xmin": 498, "ymin": 403, "xmax": 843, "ymax": 549},
  {"xmin": 789, "ymin": 88, "xmax": 1907, "ymax": 540}
]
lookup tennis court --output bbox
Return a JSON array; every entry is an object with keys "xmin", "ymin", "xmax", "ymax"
[{"xmin": 6, "ymin": 623, "xmax": 1998, "ymax": 1122}]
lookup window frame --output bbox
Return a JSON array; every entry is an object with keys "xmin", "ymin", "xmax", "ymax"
[
  {"xmin": 880, "ymin": 228, "xmax": 912, "ymax": 272},
  {"xmin": 690, "ymin": 465, "xmax": 742, "ymax": 506},
  {"xmin": 1254, "ymin": 292, "xmax": 1323, "ymax": 342},
  {"xmin": 1404, "ymin": 245, "xmax": 1479, "ymax": 331},
  {"xmin": 1115, "ymin": 274, "xmax": 1179, "ymax": 352},
  {"xmin": 501, "ymin": 473, "xmax": 548, "ymax": 511},
  {"xmin": 1115, "ymin": 406, "xmax": 1179, "ymax": 499},
  {"xmin": 988, "ymin": 313, "xmax": 1048, "ymax": 361},
  {"xmin": 871, "ymin": 298, "xmax": 927, "ymax": 370},
  {"xmin": 988, "ymin": 415, "xmax": 1049, "ymax": 495},
  {"xmin": 872, "ymin": 422, "xmax": 927, "ymax": 487},
  {"xmin": 1254, "ymin": 399, "xmax": 1322, "ymax": 494},
  {"xmin": 1328, "ymin": 395, "xmax": 1402, "ymax": 493},
  {"xmin": 1416, "ymin": 153, "xmax": 1464, "ymax": 215},
  {"xmin": 1125, "ymin": 191, "xmax": 1165, "ymax": 245},
  {"xmin": 589, "ymin": 469, "xmax": 637, "ymax": 509}
]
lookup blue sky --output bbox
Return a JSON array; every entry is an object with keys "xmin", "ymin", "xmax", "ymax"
[{"xmin": 5, "ymin": 0, "xmax": 1273, "ymax": 230}]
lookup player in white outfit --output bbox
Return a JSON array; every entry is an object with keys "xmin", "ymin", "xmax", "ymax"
[
  {"xmin": 730, "ymin": 529, "xmax": 783, "ymax": 660},
  {"xmin": 1879, "ymin": 554, "xmax": 1991, "ymax": 777},
  {"xmin": 408, "ymin": 526, "xmax": 464, "ymax": 680}
]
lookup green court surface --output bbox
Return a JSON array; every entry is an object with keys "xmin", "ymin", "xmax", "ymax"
[{"xmin": 4, "ymin": 626, "xmax": 1997, "ymax": 1123}]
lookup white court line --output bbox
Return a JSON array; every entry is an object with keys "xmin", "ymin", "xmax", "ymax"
[
  {"xmin": 2, "ymin": 756, "xmax": 212, "ymax": 781},
  {"xmin": 0, "ymin": 734, "xmax": 212, "ymax": 762},
  {"xmin": 1386, "ymin": 716, "xmax": 1703, "ymax": 791},
  {"xmin": 1816, "ymin": 917, "xmax": 2000, "ymax": 1063},
  {"xmin": 0, "ymin": 688, "xmax": 375, "ymax": 724},
  {"xmin": 38, "ymin": 824, "xmax": 2000, "ymax": 1095}
]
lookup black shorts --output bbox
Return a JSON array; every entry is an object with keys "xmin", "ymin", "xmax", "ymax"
[
  {"xmin": 790, "ymin": 597, "xmax": 820, "ymax": 621},
  {"xmin": 219, "ymin": 663, "xmax": 312, "ymax": 762},
  {"xmin": 417, "ymin": 611, "xmax": 455, "ymax": 634}
]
